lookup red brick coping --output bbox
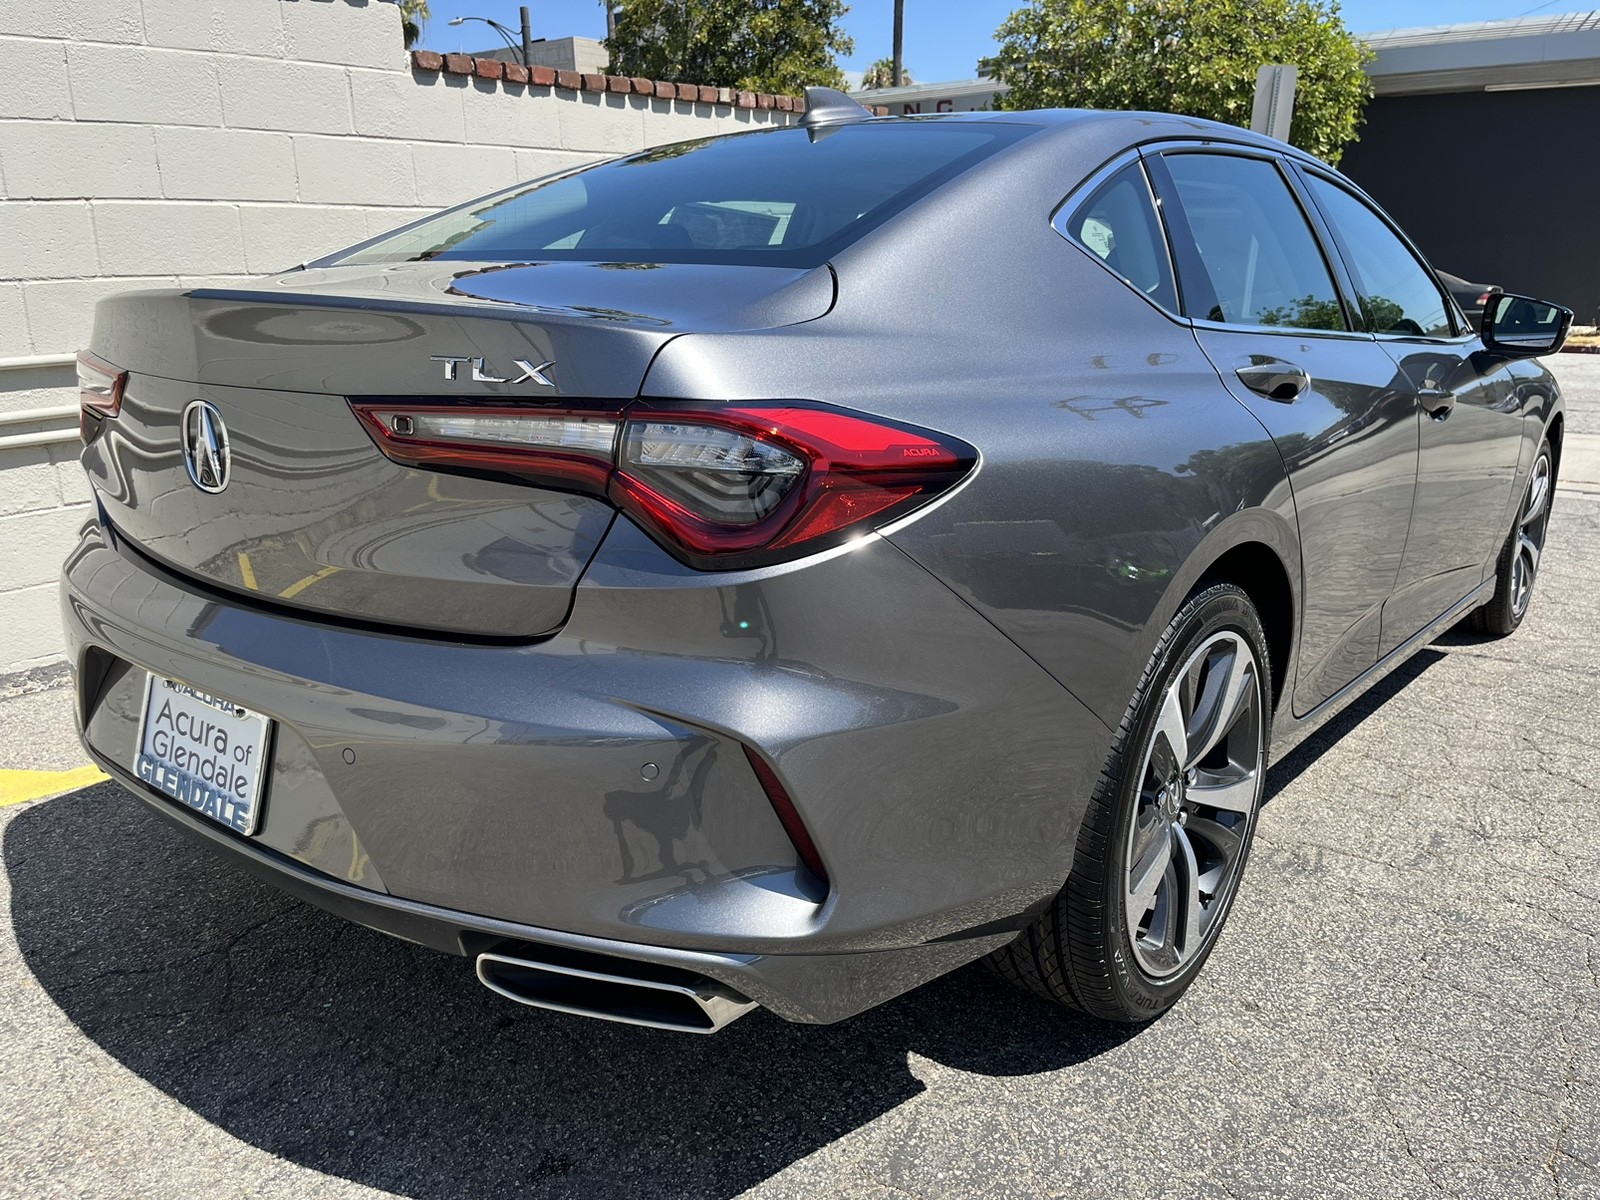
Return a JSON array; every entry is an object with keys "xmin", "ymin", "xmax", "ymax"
[{"xmin": 410, "ymin": 50, "xmax": 889, "ymax": 115}]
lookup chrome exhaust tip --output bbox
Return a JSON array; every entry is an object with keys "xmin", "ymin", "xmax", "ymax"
[{"xmin": 475, "ymin": 948, "xmax": 758, "ymax": 1034}]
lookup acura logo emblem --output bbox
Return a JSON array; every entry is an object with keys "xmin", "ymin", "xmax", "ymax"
[{"xmin": 181, "ymin": 400, "xmax": 231, "ymax": 494}]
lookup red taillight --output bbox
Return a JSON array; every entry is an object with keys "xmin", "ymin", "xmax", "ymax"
[
  {"xmin": 351, "ymin": 399, "xmax": 976, "ymax": 570},
  {"xmin": 77, "ymin": 351, "xmax": 127, "ymax": 441},
  {"xmin": 611, "ymin": 404, "xmax": 973, "ymax": 568}
]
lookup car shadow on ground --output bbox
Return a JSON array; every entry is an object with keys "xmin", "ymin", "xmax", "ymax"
[
  {"xmin": 6, "ymin": 789, "xmax": 1137, "ymax": 1200},
  {"xmin": 1262, "ymin": 647, "xmax": 1445, "ymax": 803}
]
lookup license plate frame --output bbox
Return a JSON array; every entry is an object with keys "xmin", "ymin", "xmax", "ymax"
[{"xmin": 134, "ymin": 673, "xmax": 271, "ymax": 836}]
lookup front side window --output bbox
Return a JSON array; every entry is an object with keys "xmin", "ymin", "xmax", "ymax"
[
  {"xmin": 326, "ymin": 123, "xmax": 1036, "ymax": 270},
  {"xmin": 1301, "ymin": 174, "xmax": 1454, "ymax": 339},
  {"xmin": 1058, "ymin": 162, "xmax": 1179, "ymax": 312},
  {"xmin": 1163, "ymin": 153, "xmax": 1347, "ymax": 332}
]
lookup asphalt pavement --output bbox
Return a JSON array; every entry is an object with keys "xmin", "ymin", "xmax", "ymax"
[{"xmin": 3, "ymin": 358, "xmax": 1598, "ymax": 1200}]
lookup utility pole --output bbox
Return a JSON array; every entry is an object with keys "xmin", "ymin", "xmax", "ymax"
[
  {"xmin": 520, "ymin": 5, "xmax": 533, "ymax": 70},
  {"xmin": 892, "ymin": 0, "xmax": 904, "ymax": 87}
]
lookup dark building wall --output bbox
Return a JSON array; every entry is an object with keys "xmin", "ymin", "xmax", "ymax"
[{"xmin": 1339, "ymin": 88, "xmax": 1600, "ymax": 323}]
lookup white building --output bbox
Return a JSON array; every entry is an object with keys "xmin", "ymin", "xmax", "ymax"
[{"xmin": 849, "ymin": 78, "xmax": 1006, "ymax": 115}]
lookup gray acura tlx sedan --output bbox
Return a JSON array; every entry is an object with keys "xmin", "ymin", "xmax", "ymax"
[{"xmin": 64, "ymin": 90, "xmax": 1572, "ymax": 1033}]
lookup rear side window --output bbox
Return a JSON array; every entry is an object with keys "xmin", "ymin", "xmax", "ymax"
[
  {"xmin": 1058, "ymin": 162, "xmax": 1178, "ymax": 312},
  {"xmin": 329, "ymin": 123, "xmax": 1035, "ymax": 270},
  {"xmin": 1163, "ymin": 153, "xmax": 1347, "ymax": 332},
  {"xmin": 1301, "ymin": 174, "xmax": 1455, "ymax": 339}
]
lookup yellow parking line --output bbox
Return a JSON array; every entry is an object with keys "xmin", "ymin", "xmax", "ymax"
[
  {"xmin": 279, "ymin": 564, "xmax": 340, "ymax": 599},
  {"xmin": 238, "ymin": 551, "xmax": 259, "ymax": 591},
  {"xmin": 0, "ymin": 766, "xmax": 110, "ymax": 808}
]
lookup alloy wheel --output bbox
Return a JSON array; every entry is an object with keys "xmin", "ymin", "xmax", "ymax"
[
  {"xmin": 1511, "ymin": 451, "xmax": 1552, "ymax": 621},
  {"xmin": 1124, "ymin": 630, "xmax": 1264, "ymax": 979}
]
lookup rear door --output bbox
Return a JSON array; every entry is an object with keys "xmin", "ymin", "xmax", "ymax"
[
  {"xmin": 1146, "ymin": 148, "xmax": 1420, "ymax": 716},
  {"xmin": 1290, "ymin": 167, "xmax": 1523, "ymax": 652}
]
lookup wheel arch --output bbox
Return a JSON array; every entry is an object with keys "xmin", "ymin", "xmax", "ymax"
[
  {"xmin": 1193, "ymin": 542, "xmax": 1295, "ymax": 715},
  {"xmin": 1145, "ymin": 511, "xmax": 1302, "ymax": 718}
]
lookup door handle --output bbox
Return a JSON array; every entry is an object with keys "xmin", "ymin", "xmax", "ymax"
[
  {"xmin": 1234, "ymin": 358, "xmax": 1309, "ymax": 403},
  {"xmin": 1417, "ymin": 388, "xmax": 1456, "ymax": 421}
]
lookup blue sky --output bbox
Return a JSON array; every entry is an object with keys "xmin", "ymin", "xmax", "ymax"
[{"xmin": 417, "ymin": 1, "xmax": 1578, "ymax": 82}]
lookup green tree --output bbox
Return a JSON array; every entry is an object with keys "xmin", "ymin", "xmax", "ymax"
[
  {"xmin": 982, "ymin": 0, "xmax": 1372, "ymax": 163},
  {"xmin": 860, "ymin": 57, "xmax": 913, "ymax": 88},
  {"xmin": 398, "ymin": 0, "xmax": 429, "ymax": 48},
  {"xmin": 606, "ymin": 0, "xmax": 855, "ymax": 94},
  {"xmin": 1256, "ymin": 293, "xmax": 1345, "ymax": 330}
]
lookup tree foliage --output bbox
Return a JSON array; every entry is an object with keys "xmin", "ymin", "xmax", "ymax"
[
  {"xmin": 860, "ymin": 57, "xmax": 913, "ymax": 89},
  {"xmin": 983, "ymin": 0, "xmax": 1372, "ymax": 163},
  {"xmin": 397, "ymin": 0, "xmax": 428, "ymax": 48},
  {"xmin": 606, "ymin": 0, "xmax": 854, "ymax": 94}
]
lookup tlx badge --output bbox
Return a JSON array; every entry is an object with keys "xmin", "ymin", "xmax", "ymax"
[{"xmin": 430, "ymin": 355, "xmax": 556, "ymax": 387}]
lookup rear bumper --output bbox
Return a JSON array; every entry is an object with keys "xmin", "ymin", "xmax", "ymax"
[
  {"xmin": 62, "ymin": 511, "xmax": 1107, "ymax": 1023},
  {"xmin": 85, "ymin": 744, "xmax": 1015, "ymax": 1025}
]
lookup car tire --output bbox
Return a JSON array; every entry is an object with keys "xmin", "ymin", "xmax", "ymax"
[
  {"xmin": 1470, "ymin": 438, "xmax": 1554, "ymax": 638},
  {"xmin": 990, "ymin": 583, "xmax": 1272, "ymax": 1022}
]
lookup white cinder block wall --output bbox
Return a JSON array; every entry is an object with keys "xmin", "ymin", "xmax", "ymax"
[{"xmin": 0, "ymin": 0, "xmax": 796, "ymax": 677}]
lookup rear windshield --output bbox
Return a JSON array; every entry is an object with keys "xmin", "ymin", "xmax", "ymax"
[{"xmin": 327, "ymin": 122, "xmax": 1034, "ymax": 269}]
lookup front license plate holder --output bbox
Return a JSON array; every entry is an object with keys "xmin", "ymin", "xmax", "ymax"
[{"xmin": 134, "ymin": 673, "xmax": 271, "ymax": 836}]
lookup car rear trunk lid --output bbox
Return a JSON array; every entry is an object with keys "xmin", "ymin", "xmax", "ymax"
[{"xmin": 82, "ymin": 261, "xmax": 833, "ymax": 639}]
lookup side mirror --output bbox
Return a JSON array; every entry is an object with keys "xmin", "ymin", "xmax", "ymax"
[{"xmin": 1481, "ymin": 293, "xmax": 1574, "ymax": 358}]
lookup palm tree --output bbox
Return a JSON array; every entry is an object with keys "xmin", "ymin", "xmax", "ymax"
[
  {"xmin": 860, "ymin": 57, "xmax": 913, "ymax": 89},
  {"xmin": 399, "ymin": 0, "xmax": 429, "ymax": 48}
]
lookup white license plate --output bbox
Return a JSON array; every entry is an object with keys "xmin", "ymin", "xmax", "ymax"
[{"xmin": 134, "ymin": 674, "xmax": 270, "ymax": 836}]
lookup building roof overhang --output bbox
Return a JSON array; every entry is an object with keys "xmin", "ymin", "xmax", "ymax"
[{"xmin": 1364, "ymin": 10, "xmax": 1600, "ymax": 95}]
